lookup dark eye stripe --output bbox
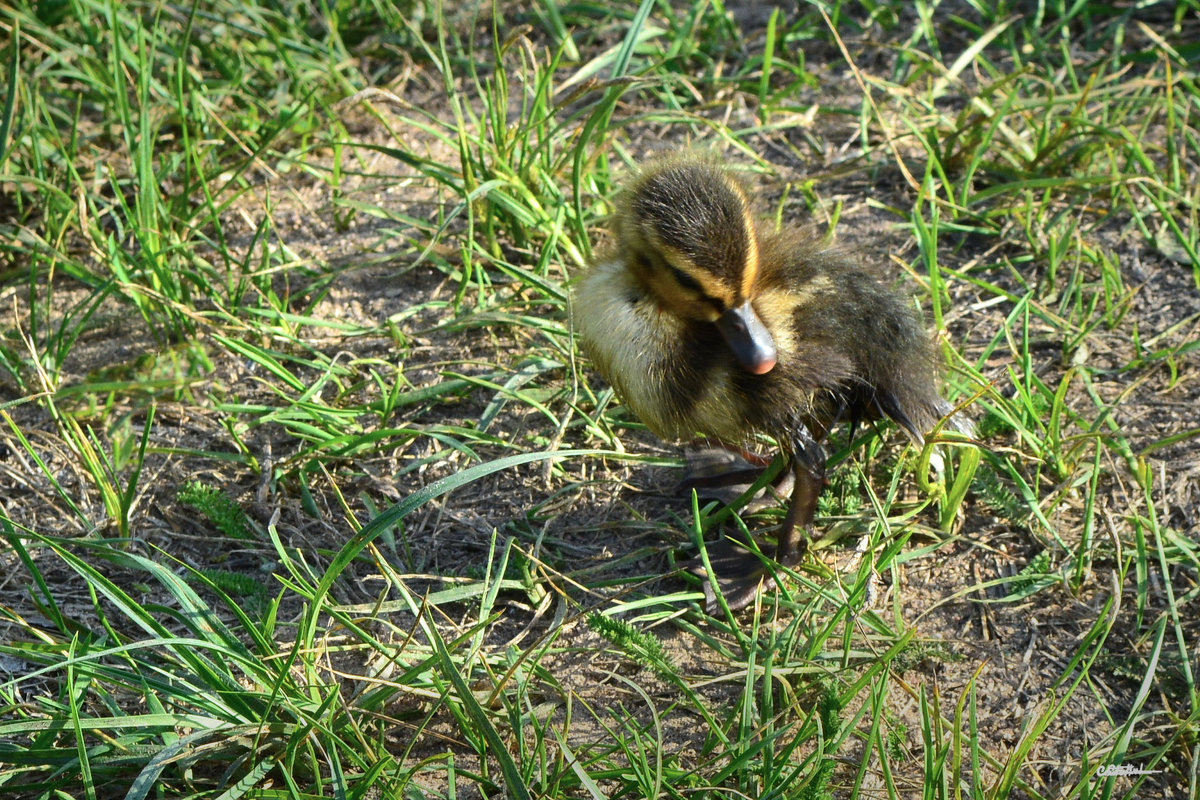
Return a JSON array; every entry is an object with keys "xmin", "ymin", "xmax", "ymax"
[{"xmin": 669, "ymin": 265, "xmax": 703, "ymax": 293}]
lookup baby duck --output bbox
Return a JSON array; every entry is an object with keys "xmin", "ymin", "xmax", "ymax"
[{"xmin": 574, "ymin": 154, "xmax": 959, "ymax": 611}]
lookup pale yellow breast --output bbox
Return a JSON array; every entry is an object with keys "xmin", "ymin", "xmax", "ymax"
[{"xmin": 574, "ymin": 259, "xmax": 689, "ymax": 439}]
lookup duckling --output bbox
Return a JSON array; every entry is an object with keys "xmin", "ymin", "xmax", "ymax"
[{"xmin": 574, "ymin": 154, "xmax": 960, "ymax": 611}]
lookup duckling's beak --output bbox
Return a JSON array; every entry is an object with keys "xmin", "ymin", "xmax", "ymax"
[{"xmin": 717, "ymin": 301, "xmax": 777, "ymax": 375}]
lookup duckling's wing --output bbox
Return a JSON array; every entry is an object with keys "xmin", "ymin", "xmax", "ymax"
[
  {"xmin": 875, "ymin": 392, "xmax": 966, "ymax": 444},
  {"xmin": 873, "ymin": 391, "xmax": 925, "ymax": 443}
]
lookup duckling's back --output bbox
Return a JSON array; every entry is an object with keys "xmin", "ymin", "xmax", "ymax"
[{"xmin": 753, "ymin": 230, "xmax": 951, "ymax": 444}]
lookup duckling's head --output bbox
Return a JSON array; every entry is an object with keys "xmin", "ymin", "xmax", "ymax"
[{"xmin": 615, "ymin": 158, "xmax": 777, "ymax": 375}]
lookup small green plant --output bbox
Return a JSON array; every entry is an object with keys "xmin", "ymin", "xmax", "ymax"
[
  {"xmin": 1005, "ymin": 549, "xmax": 1054, "ymax": 598},
  {"xmin": 193, "ymin": 568, "xmax": 269, "ymax": 600},
  {"xmin": 892, "ymin": 639, "xmax": 965, "ymax": 673},
  {"xmin": 178, "ymin": 481, "xmax": 254, "ymax": 541},
  {"xmin": 586, "ymin": 611, "xmax": 675, "ymax": 679},
  {"xmin": 817, "ymin": 464, "xmax": 863, "ymax": 516},
  {"xmin": 885, "ymin": 709, "xmax": 908, "ymax": 761},
  {"xmin": 797, "ymin": 685, "xmax": 842, "ymax": 800},
  {"xmin": 973, "ymin": 460, "xmax": 1027, "ymax": 523}
]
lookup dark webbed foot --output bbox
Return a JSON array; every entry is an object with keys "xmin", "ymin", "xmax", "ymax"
[
  {"xmin": 683, "ymin": 531, "xmax": 806, "ymax": 611},
  {"xmin": 684, "ymin": 442, "xmax": 825, "ymax": 612},
  {"xmin": 680, "ymin": 445, "xmax": 793, "ymax": 510}
]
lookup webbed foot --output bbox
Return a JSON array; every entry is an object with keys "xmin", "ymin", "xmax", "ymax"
[
  {"xmin": 680, "ymin": 448, "xmax": 823, "ymax": 613},
  {"xmin": 682, "ymin": 533, "xmax": 807, "ymax": 612},
  {"xmin": 680, "ymin": 445, "xmax": 793, "ymax": 510}
]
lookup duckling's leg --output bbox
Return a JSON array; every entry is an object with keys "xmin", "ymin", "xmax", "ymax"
[
  {"xmin": 766, "ymin": 458, "xmax": 822, "ymax": 577},
  {"xmin": 684, "ymin": 534, "xmax": 776, "ymax": 612},
  {"xmin": 775, "ymin": 427, "xmax": 826, "ymax": 566}
]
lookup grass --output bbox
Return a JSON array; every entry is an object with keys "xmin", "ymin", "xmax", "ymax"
[{"xmin": 1, "ymin": 0, "xmax": 1198, "ymax": 798}]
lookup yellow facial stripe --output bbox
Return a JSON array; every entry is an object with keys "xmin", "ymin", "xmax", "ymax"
[{"xmin": 741, "ymin": 203, "xmax": 758, "ymax": 299}]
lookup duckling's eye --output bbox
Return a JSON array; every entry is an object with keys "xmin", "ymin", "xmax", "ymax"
[{"xmin": 669, "ymin": 265, "xmax": 703, "ymax": 293}]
